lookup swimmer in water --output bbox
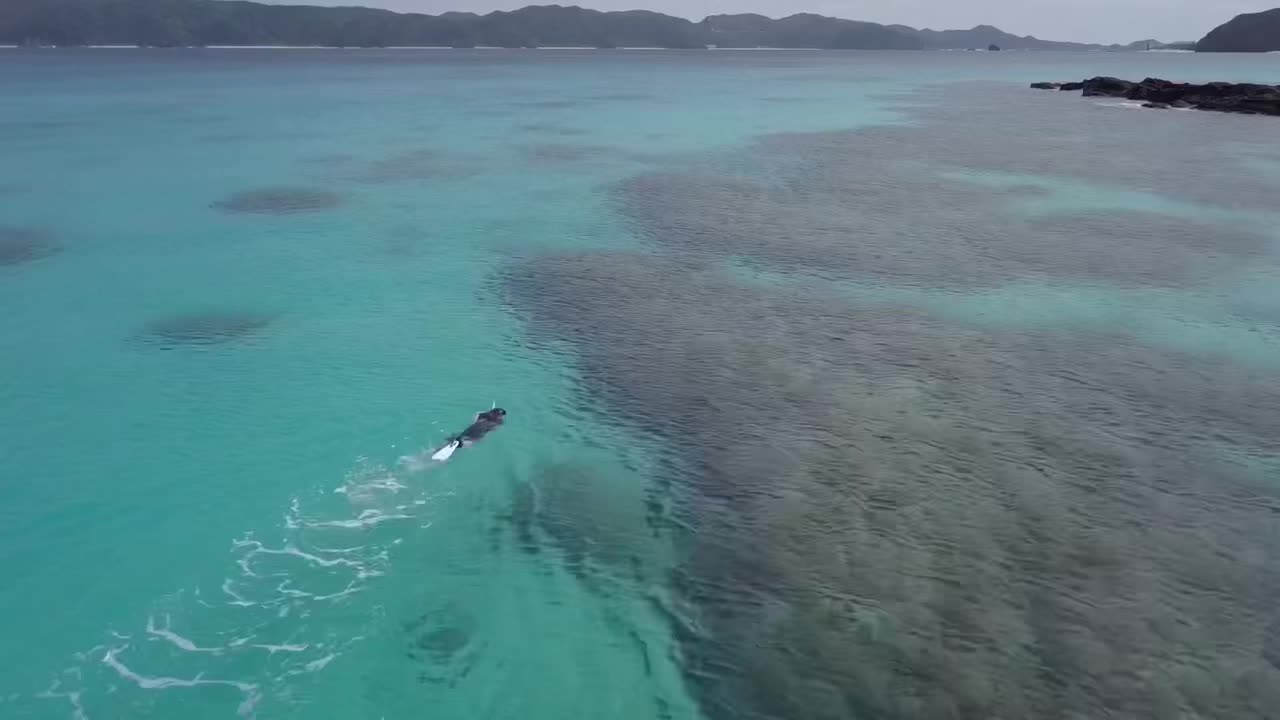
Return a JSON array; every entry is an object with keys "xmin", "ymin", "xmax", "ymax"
[{"xmin": 432, "ymin": 408, "xmax": 506, "ymax": 461}]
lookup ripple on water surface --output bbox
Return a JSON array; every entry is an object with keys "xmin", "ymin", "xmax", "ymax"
[
  {"xmin": 0, "ymin": 226, "xmax": 60, "ymax": 267},
  {"xmin": 343, "ymin": 149, "xmax": 477, "ymax": 183},
  {"xmin": 211, "ymin": 188, "xmax": 343, "ymax": 215},
  {"xmin": 134, "ymin": 312, "xmax": 275, "ymax": 349},
  {"xmin": 524, "ymin": 143, "xmax": 617, "ymax": 164}
]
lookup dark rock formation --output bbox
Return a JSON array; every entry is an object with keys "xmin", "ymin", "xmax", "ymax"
[
  {"xmin": 1030, "ymin": 82, "xmax": 1059, "ymax": 90},
  {"xmin": 1184, "ymin": 84, "xmax": 1280, "ymax": 115},
  {"xmin": 1060, "ymin": 81, "xmax": 1085, "ymax": 91},
  {"xmin": 1124, "ymin": 77, "xmax": 1189, "ymax": 103},
  {"xmin": 988, "ymin": 43, "xmax": 1000, "ymax": 51},
  {"xmin": 1082, "ymin": 76, "xmax": 1137, "ymax": 97},
  {"xmin": 1197, "ymin": 8, "xmax": 1280, "ymax": 53},
  {"xmin": 1037, "ymin": 76, "xmax": 1280, "ymax": 116}
]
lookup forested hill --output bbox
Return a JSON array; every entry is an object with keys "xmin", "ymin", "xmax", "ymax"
[{"xmin": 1, "ymin": 0, "xmax": 1153, "ymax": 50}]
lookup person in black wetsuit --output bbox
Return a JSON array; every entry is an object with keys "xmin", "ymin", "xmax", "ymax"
[
  {"xmin": 431, "ymin": 408, "xmax": 507, "ymax": 460},
  {"xmin": 454, "ymin": 408, "xmax": 506, "ymax": 445}
]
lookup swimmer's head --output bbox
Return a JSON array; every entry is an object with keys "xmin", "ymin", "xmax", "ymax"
[{"xmin": 490, "ymin": 408, "xmax": 507, "ymax": 420}]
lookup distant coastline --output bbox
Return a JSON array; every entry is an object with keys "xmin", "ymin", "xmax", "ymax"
[
  {"xmin": 3, "ymin": 45, "xmax": 1199, "ymax": 52},
  {"xmin": 6, "ymin": 2, "xmax": 1272, "ymax": 52},
  {"xmin": 0, "ymin": 44, "xmax": 1209, "ymax": 53},
  {"xmin": 0, "ymin": 1, "xmax": 1201, "ymax": 53}
]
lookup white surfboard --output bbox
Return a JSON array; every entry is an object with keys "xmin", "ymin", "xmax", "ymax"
[{"xmin": 431, "ymin": 440, "xmax": 461, "ymax": 462}]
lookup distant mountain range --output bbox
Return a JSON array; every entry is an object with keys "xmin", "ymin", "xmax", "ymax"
[{"xmin": 0, "ymin": 0, "xmax": 1203, "ymax": 51}]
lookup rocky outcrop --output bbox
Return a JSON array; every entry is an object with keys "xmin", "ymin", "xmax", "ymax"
[
  {"xmin": 1197, "ymin": 8, "xmax": 1280, "ymax": 53},
  {"xmin": 1031, "ymin": 76, "xmax": 1280, "ymax": 116},
  {"xmin": 1082, "ymin": 76, "xmax": 1137, "ymax": 97}
]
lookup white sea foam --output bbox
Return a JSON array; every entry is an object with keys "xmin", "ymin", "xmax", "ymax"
[
  {"xmin": 233, "ymin": 539, "xmax": 260, "ymax": 578},
  {"xmin": 251, "ymin": 643, "xmax": 309, "ymax": 655},
  {"xmin": 38, "ymin": 446, "xmax": 445, "ymax": 716},
  {"xmin": 396, "ymin": 450, "xmax": 442, "ymax": 472},
  {"xmin": 73, "ymin": 646, "xmax": 105, "ymax": 662},
  {"xmin": 1095, "ymin": 100, "xmax": 1146, "ymax": 109},
  {"xmin": 306, "ymin": 509, "xmax": 411, "ymax": 529},
  {"xmin": 275, "ymin": 580, "xmax": 312, "ymax": 598},
  {"xmin": 303, "ymin": 654, "xmax": 336, "ymax": 673},
  {"xmin": 102, "ymin": 646, "xmax": 260, "ymax": 717},
  {"xmin": 313, "ymin": 582, "xmax": 363, "ymax": 602},
  {"xmin": 345, "ymin": 476, "xmax": 408, "ymax": 497},
  {"xmin": 146, "ymin": 615, "xmax": 223, "ymax": 654},
  {"xmin": 221, "ymin": 579, "xmax": 256, "ymax": 607},
  {"xmin": 308, "ymin": 545, "xmax": 365, "ymax": 554},
  {"xmin": 284, "ymin": 498, "xmax": 301, "ymax": 529},
  {"xmin": 37, "ymin": 681, "xmax": 88, "ymax": 720},
  {"xmin": 237, "ymin": 541, "xmax": 365, "ymax": 569}
]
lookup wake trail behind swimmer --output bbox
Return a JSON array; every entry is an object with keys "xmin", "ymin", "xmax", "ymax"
[{"xmin": 431, "ymin": 407, "xmax": 507, "ymax": 461}]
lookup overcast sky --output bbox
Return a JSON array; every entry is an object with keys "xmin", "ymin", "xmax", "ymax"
[{"xmin": 279, "ymin": 0, "xmax": 1273, "ymax": 44}]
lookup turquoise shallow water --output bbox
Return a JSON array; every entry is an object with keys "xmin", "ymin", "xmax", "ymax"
[{"xmin": 2, "ymin": 49, "xmax": 1280, "ymax": 719}]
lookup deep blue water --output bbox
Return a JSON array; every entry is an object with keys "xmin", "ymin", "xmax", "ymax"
[{"xmin": 1, "ymin": 48, "xmax": 1279, "ymax": 720}]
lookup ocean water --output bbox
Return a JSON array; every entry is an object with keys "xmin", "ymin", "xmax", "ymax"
[{"xmin": 1, "ymin": 48, "xmax": 1278, "ymax": 720}]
